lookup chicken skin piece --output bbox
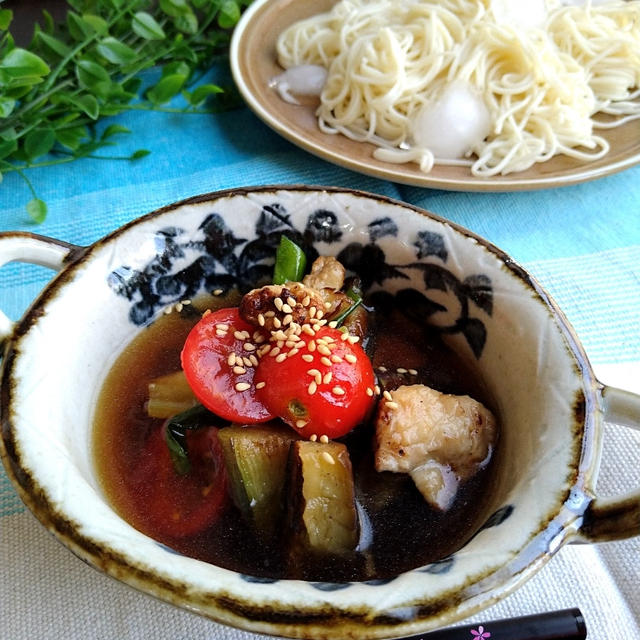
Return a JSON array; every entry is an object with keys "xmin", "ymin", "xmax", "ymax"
[{"xmin": 374, "ymin": 384, "xmax": 497, "ymax": 510}]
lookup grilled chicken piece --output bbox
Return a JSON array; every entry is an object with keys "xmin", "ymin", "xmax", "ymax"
[
  {"xmin": 374, "ymin": 384, "xmax": 497, "ymax": 510},
  {"xmin": 239, "ymin": 282, "xmax": 325, "ymax": 333},
  {"xmin": 303, "ymin": 256, "xmax": 345, "ymax": 291}
]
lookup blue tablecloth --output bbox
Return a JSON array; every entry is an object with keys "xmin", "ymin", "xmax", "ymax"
[{"xmin": 1, "ymin": 68, "xmax": 639, "ymax": 639}]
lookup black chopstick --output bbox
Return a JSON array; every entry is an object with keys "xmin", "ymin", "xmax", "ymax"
[{"xmin": 405, "ymin": 608, "xmax": 586, "ymax": 640}]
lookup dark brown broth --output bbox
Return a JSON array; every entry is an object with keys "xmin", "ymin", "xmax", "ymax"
[{"xmin": 93, "ymin": 296, "xmax": 498, "ymax": 582}]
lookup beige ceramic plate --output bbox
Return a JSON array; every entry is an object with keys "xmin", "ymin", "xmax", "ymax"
[{"xmin": 230, "ymin": 0, "xmax": 640, "ymax": 192}]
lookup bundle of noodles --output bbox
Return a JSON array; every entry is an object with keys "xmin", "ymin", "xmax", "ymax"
[{"xmin": 275, "ymin": 0, "xmax": 640, "ymax": 176}]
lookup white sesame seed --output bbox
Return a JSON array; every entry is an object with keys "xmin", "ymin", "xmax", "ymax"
[
  {"xmin": 181, "ymin": 299, "xmax": 191, "ymax": 305},
  {"xmin": 331, "ymin": 355, "xmax": 343, "ymax": 364},
  {"xmin": 265, "ymin": 310, "xmax": 275, "ymax": 317},
  {"xmin": 302, "ymin": 354, "xmax": 314, "ymax": 363},
  {"xmin": 375, "ymin": 385, "xmax": 381, "ymax": 395},
  {"xmin": 243, "ymin": 357, "xmax": 253, "ymax": 367},
  {"xmin": 324, "ymin": 302, "xmax": 332, "ymax": 309},
  {"xmin": 322, "ymin": 452, "xmax": 335, "ymax": 465},
  {"xmin": 347, "ymin": 335, "xmax": 359, "ymax": 343},
  {"xmin": 332, "ymin": 386, "xmax": 345, "ymax": 396},
  {"xmin": 235, "ymin": 382, "xmax": 251, "ymax": 392},
  {"xmin": 317, "ymin": 344, "xmax": 331, "ymax": 356},
  {"xmin": 309, "ymin": 306, "xmax": 317, "ymax": 318},
  {"xmin": 340, "ymin": 332, "xmax": 349, "ymax": 341},
  {"xmin": 276, "ymin": 353, "xmax": 287, "ymax": 363},
  {"xmin": 308, "ymin": 340, "xmax": 316, "ymax": 352},
  {"xmin": 273, "ymin": 317, "xmax": 282, "ymax": 329},
  {"xmin": 215, "ymin": 329, "xmax": 227, "ymax": 337},
  {"xmin": 269, "ymin": 346, "xmax": 281, "ymax": 357},
  {"xmin": 175, "ymin": 302, "xmax": 184, "ymax": 313},
  {"xmin": 258, "ymin": 344, "xmax": 271, "ymax": 357},
  {"xmin": 214, "ymin": 322, "xmax": 229, "ymax": 331},
  {"xmin": 308, "ymin": 381, "xmax": 317, "ymax": 395},
  {"xmin": 202, "ymin": 309, "xmax": 212, "ymax": 318},
  {"xmin": 366, "ymin": 387, "xmax": 374, "ymax": 396},
  {"xmin": 383, "ymin": 390, "xmax": 393, "ymax": 401},
  {"xmin": 378, "ymin": 366, "xmax": 387, "ymax": 372},
  {"xmin": 323, "ymin": 336, "xmax": 335, "ymax": 343},
  {"xmin": 302, "ymin": 296, "xmax": 311, "ymax": 306},
  {"xmin": 243, "ymin": 343, "xmax": 256, "ymax": 352},
  {"xmin": 233, "ymin": 366, "xmax": 246, "ymax": 375},
  {"xmin": 321, "ymin": 357, "xmax": 332, "ymax": 367},
  {"xmin": 408, "ymin": 369, "xmax": 418, "ymax": 375},
  {"xmin": 164, "ymin": 306, "xmax": 173, "ymax": 315},
  {"xmin": 258, "ymin": 313, "xmax": 265, "ymax": 326},
  {"xmin": 310, "ymin": 434, "xmax": 318, "ymax": 442},
  {"xmin": 233, "ymin": 330, "xmax": 245, "ymax": 340},
  {"xmin": 323, "ymin": 372, "xmax": 332, "ymax": 384},
  {"xmin": 256, "ymin": 381, "xmax": 266, "ymax": 389},
  {"xmin": 282, "ymin": 303, "xmax": 293, "ymax": 314},
  {"xmin": 273, "ymin": 330, "xmax": 288, "ymax": 341},
  {"xmin": 274, "ymin": 298, "xmax": 284, "ymax": 311},
  {"xmin": 213, "ymin": 289, "xmax": 223, "ymax": 295},
  {"xmin": 386, "ymin": 401, "xmax": 399, "ymax": 409},
  {"xmin": 302, "ymin": 324, "xmax": 315, "ymax": 336},
  {"xmin": 345, "ymin": 354, "xmax": 357, "ymax": 364},
  {"xmin": 308, "ymin": 368, "xmax": 321, "ymax": 377},
  {"xmin": 295, "ymin": 419, "xmax": 307, "ymax": 429},
  {"xmin": 288, "ymin": 348, "xmax": 300, "ymax": 358},
  {"xmin": 227, "ymin": 353, "xmax": 236, "ymax": 366},
  {"xmin": 397, "ymin": 368, "xmax": 408, "ymax": 374},
  {"xmin": 249, "ymin": 355, "xmax": 259, "ymax": 367},
  {"xmin": 287, "ymin": 297, "xmax": 296, "ymax": 307},
  {"xmin": 318, "ymin": 435, "xmax": 328, "ymax": 444},
  {"xmin": 328, "ymin": 321, "xmax": 338, "ymax": 328}
]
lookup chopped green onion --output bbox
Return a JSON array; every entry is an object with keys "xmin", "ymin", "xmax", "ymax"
[
  {"xmin": 332, "ymin": 284, "xmax": 364, "ymax": 327},
  {"xmin": 273, "ymin": 236, "xmax": 307, "ymax": 284},
  {"xmin": 164, "ymin": 404, "xmax": 216, "ymax": 475}
]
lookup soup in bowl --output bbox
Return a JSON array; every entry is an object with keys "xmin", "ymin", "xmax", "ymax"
[{"xmin": 1, "ymin": 186, "xmax": 639, "ymax": 639}]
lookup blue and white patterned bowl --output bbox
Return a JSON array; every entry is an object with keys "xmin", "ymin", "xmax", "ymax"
[{"xmin": 1, "ymin": 186, "xmax": 639, "ymax": 639}]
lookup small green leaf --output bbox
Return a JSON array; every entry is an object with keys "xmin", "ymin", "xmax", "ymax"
[
  {"xmin": 101, "ymin": 124, "xmax": 131, "ymax": 140},
  {"xmin": 132, "ymin": 12, "xmax": 166, "ymax": 40},
  {"xmin": 175, "ymin": 12, "xmax": 198, "ymax": 35},
  {"xmin": 131, "ymin": 148, "xmax": 150, "ymax": 159},
  {"xmin": 0, "ymin": 97, "xmax": 16, "ymax": 117},
  {"xmin": 160, "ymin": 0, "xmax": 190, "ymax": 18},
  {"xmin": 0, "ymin": 137, "xmax": 18, "ymax": 160},
  {"xmin": 55, "ymin": 125, "xmax": 88, "ymax": 150},
  {"xmin": 75, "ymin": 59, "xmax": 112, "ymax": 98},
  {"xmin": 0, "ymin": 9, "xmax": 13, "ymax": 31},
  {"xmin": 42, "ymin": 9, "xmax": 55, "ymax": 34},
  {"xmin": 186, "ymin": 83, "xmax": 223, "ymax": 106},
  {"xmin": 96, "ymin": 37, "xmax": 138, "ymax": 65},
  {"xmin": 0, "ymin": 48, "xmax": 50, "ymax": 77},
  {"xmin": 36, "ymin": 31, "xmax": 73, "ymax": 58},
  {"xmin": 24, "ymin": 127, "xmax": 56, "ymax": 160},
  {"xmin": 65, "ymin": 93, "xmax": 100, "ymax": 119},
  {"xmin": 146, "ymin": 73, "xmax": 186, "ymax": 104},
  {"xmin": 26, "ymin": 198, "xmax": 47, "ymax": 224},
  {"xmin": 82, "ymin": 14, "xmax": 108, "ymax": 35},
  {"xmin": 162, "ymin": 60, "xmax": 190, "ymax": 78},
  {"xmin": 66, "ymin": 12, "xmax": 94, "ymax": 40},
  {"xmin": 218, "ymin": 1, "xmax": 241, "ymax": 29}
]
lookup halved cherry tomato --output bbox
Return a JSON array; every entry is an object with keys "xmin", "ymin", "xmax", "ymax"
[
  {"xmin": 254, "ymin": 327, "xmax": 376, "ymax": 440},
  {"xmin": 181, "ymin": 308, "xmax": 274, "ymax": 423},
  {"xmin": 131, "ymin": 426, "xmax": 228, "ymax": 538}
]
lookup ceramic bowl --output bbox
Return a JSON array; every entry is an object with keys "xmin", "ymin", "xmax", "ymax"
[{"xmin": 1, "ymin": 186, "xmax": 639, "ymax": 639}]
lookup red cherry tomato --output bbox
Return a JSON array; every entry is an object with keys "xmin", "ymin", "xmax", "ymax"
[
  {"xmin": 181, "ymin": 308, "xmax": 274, "ymax": 422},
  {"xmin": 131, "ymin": 426, "xmax": 228, "ymax": 538},
  {"xmin": 254, "ymin": 327, "xmax": 375, "ymax": 439}
]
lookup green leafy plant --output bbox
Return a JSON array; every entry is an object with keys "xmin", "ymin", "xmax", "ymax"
[{"xmin": 0, "ymin": 0, "xmax": 252, "ymax": 222}]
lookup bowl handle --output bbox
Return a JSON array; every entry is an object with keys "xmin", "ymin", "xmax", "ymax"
[
  {"xmin": 0, "ymin": 231, "xmax": 81, "ymax": 344},
  {"xmin": 577, "ymin": 385, "xmax": 640, "ymax": 542}
]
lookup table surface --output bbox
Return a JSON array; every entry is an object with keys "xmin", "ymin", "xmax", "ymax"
[{"xmin": 1, "ymin": 10, "xmax": 639, "ymax": 639}]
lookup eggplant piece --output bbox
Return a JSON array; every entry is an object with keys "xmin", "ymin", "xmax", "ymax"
[
  {"xmin": 218, "ymin": 424, "xmax": 298, "ymax": 535},
  {"xmin": 288, "ymin": 440, "xmax": 359, "ymax": 555},
  {"xmin": 147, "ymin": 370, "xmax": 198, "ymax": 418}
]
